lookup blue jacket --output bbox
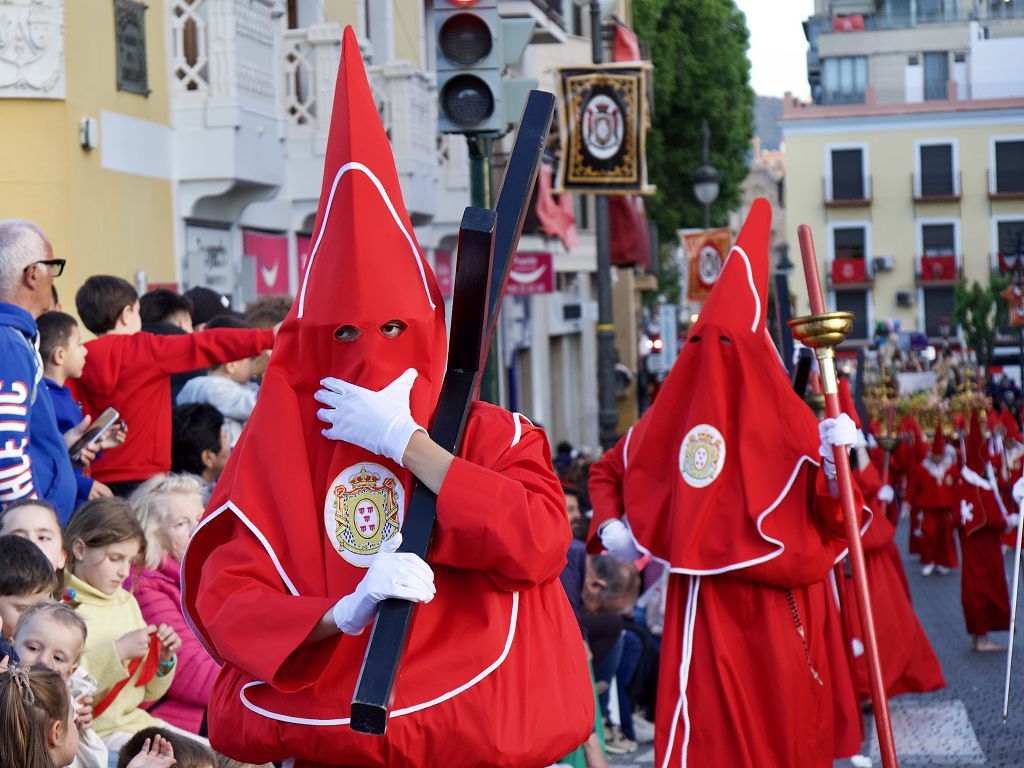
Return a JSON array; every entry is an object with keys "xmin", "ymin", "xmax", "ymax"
[
  {"xmin": 43, "ymin": 377, "xmax": 95, "ymax": 509},
  {"xmin": 0, "ymin": 301, "xmax": 76, "ymax": 523}
]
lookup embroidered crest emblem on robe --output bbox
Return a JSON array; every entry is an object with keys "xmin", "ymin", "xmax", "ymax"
[
  {"xmin": 679, "ymin": 424, "xmax": 726, "ymax": 488},
  {"xmin": 324, "ymin": 463, "xmax": 405, "ymax": 567}
]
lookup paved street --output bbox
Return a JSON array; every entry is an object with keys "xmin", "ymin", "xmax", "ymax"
[{"xmin": 610, "ymin": 523, "xmax": 1024, "ymax": 766}]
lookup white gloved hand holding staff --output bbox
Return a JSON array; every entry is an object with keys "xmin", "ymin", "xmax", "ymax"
[{"xmin": 332, "ymin": 533, "xmax": 435, "ymax": 635}]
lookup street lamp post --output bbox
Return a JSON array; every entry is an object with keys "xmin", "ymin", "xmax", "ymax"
[
  {"xmin": 691, "ymin": 119, "xmax": 721, "ymax": 230},
  {"xmin": 582, "ymin": 0, "xmax": 620, "ymax": 451}
]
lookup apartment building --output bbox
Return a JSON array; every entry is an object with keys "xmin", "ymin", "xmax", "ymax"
[{"xmin": 784, "ymin": 0, "xmax": 1024, "ymax": 347}]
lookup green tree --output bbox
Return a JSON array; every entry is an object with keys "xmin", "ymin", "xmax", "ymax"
[
  {"xmin": 953, "ymin": 276, "xmax": 1011, "ymax": 367},
  {"xmin": 634, "ymin": 0, "xmax": 755, "ymax": 241}
]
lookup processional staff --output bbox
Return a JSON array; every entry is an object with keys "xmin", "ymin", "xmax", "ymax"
[{"xmin": 789, "ymin": 224, "xmax": 899, "ymax": 768}]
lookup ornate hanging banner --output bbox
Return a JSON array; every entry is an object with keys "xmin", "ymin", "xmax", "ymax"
[
  {"xmin": 683, "ymin": 227, "xmax": 732, "ymax": 302},
  {"xmin": 556, "ymin": 62, "xmax": 653, "ymax": 195}
]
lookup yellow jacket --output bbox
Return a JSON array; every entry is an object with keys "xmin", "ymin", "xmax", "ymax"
[{"xmin": 71, "ymin": 574, "xmax": 174, "ymax": 738}]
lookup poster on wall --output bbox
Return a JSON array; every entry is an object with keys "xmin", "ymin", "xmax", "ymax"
[
  {"xmin": 242, "ymin": 230, "xmax": 289, "ymax": 296},
  {"xmin": 184, "ymin": 224, "xmax": 235, "ymax": 302},
  {"xmin": 682, "ymin": 228, "xmax": 732, "ymax": 302},
  {"xmin": 556, "ymin": 62, "xmax": 654, "ymax": 194}
]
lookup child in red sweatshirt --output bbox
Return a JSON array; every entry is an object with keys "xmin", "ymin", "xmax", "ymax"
[{"xmin": 71, "ymin": 277, "xmax": 275, "ymax": 496}]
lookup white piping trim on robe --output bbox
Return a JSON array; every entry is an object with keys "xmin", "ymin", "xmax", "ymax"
[
  {"xmin": 654, "ymin": 456, "xmax": 818, "ymax": 576},
  {"xmin": 297, "ymin": 161, "xmax": 434, "ymax": 318},
  {"xmin": 661, "ymin": 575, "xmax": 700, "ymax": 768},
  {"xmin": 238, "ymin": 592, "xmax": 520, "ymax": 726},
  {"xmin": 182, "ymin": 408, "xmax": 529, "ymax": 722}
]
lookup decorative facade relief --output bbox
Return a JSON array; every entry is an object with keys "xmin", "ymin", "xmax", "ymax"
[{"xmin": 0, "ymin": 0, "xmax": 65, "ymax": 99}]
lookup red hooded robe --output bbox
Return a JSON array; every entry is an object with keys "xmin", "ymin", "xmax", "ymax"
[
  {"xmin": 590, "ymin": 199, "xmax": 859, "ymax": 768},
  {"xmin": 837, "ymin": 383, "xmax": 944, "ymax": 699},
  {"xmin": 954, "ymin": 413, "xmax": 1012, "ymax": 636},
  {"xmin": 181, "ymin": 28, "xmax": 592, "ymax": 767},
  {"xmin": 905, "ymin": 427, "xmax": 958, "ymax": 569}
]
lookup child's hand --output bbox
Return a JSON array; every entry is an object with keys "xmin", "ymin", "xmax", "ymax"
[
  {"xmin": 0, "ymin": 655, "xmax": 8, "ymax": 673},
  {"xmin": 88, "ymin": 480, "xmax": 113, "ymax": 500},
  {"xmin": 74, "ymin": 695, "xmax": 94, "ymax": 731},
  {"xmin": 98, "ymin": 421, "xmax": 128, "ymax": 450},
  {"xmin": 125, "ymin": 735, "xmax": 176, "ymax": 768},
  {"xmin": 155, "ymin": 624, "xmax": 181, "ymax": 662},
  {"xmin": 115, "ymin": 626, "xmax": 156, "ymax": 662}
]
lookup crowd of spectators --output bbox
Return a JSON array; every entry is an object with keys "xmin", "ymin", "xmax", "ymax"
[
  {"xmin": 552, "ymin": 443, "xmax": 663, "ymax": 765},
  {"xmin": 0, "ymin": 218, "xmax": 287, "ymax": 768}
]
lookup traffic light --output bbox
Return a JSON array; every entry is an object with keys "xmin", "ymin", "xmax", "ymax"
[{"xmin": 432, "ymin": 0, "xmax": 535, "ymax": 135}]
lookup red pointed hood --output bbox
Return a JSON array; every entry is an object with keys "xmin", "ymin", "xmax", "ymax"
[
  {"xmin": 931, "ymin": 425, "xmax": 946, "ymax": 457},
  {"xmin": 838, "ymin": 378, "xmax": 861, "ymax": 429},
  {"xmin": 184, "ymin": 27, "xmax": 448, "ymax": 654},
  {"xmin": 621, "ymin": 198, "xmax": 823, "ymax": 573},
  {"xmin": 966, "ymin": 411, "xmax": 986, "ymax": 473}
]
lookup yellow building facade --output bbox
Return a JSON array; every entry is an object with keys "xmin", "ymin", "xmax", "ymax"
[
  {"xmin": 783, "ymin": 99, "xmax": 1024, "ymax": 346},
  {"xmin": 0, "ymin": 0, "xmax": 176, "ymax": 311}
]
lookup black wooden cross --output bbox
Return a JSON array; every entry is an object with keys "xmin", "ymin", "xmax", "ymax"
[{"xmin": 350, "ymin": 91, "xmax": 556, "ymax": 735}]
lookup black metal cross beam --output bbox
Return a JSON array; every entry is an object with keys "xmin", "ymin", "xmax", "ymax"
[{"xmin": 349, "ymin": 91, "xmax": 555, "ymax": 736}]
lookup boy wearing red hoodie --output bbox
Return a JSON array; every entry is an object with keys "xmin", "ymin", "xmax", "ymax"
[{"xmin": 71, "ymin": 276, "xmax": 275, "ymax": 497}]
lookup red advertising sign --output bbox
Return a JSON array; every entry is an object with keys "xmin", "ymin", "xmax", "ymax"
[
  {"xmin": 297, "ymin": 234, "xmax": 313, "ymax": 280},
  {"xmin": 243, "ymin": 230, "xmax": 289, "ymax": 296},
  {"xmin": 433, "ymin": 249, "xmax": 453, "ymax": 297},
  {"xmin": 506, "ymin": 252, "xmax": 555, "ymax": 297}
]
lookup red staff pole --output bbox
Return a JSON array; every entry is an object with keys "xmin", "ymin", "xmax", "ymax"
[{"xmin": 794, "ymin": 224, "xmax": 899, "ymax": 768}]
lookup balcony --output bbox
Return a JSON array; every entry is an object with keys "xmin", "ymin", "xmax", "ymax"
[
  {"xmin": 170, "ymin": 0, "xmax": 287, "ymax": 217},
  {"xmin": 988, "ymin": 169, "xmax": 1024, "ymax": 201},
  {"xmin": 826, "ymin": 0, "xmax": 1024, "ymax": 32},
  {"xmin": 830, "ymin": 257, "xmax": 873, "ymax": 289},
  {"xmin": 917, "ymin": 254, "xmax": 960, "ymax": 285},
  {"xmin": 368, "ymin": 62, "xmax": 439, "ymax": 224},
  {"xmin": 824, "ymin": 175, "xmax": 872, "ymax": 207},
  {"xmin": 912, "ymin": 171, "xmax": 961, "ymax": 202}
]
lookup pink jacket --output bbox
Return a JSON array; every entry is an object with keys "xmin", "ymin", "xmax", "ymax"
[{"xmin": 134, "ymin": 557, "xmax": 219, "ymax": 733}]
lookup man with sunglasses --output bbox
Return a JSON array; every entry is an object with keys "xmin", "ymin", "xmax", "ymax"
[{"xmin": 0, "ymin": 218, "xmax": 84, "ymax": 520}]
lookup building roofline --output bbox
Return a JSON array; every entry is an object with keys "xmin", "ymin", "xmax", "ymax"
[{"xmin": 781, "ymin": 90, "xmax": 1024, "ymax": 122}]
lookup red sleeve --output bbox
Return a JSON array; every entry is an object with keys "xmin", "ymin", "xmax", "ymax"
[
  {"xmin": 147, "ymin": 328, "xmax": 275, "ymax": 375},
  {"xmin": 814, "ymin": 465, "xmax": 867, "ymax": 536},
  {"xmin": 904, "ymin": 466, "xmax": 920, "ymax": 507},
  {"xmin": 431, "ymin": 408, "xmax": 570, "ymax": 592},
  {"xmin": 854, "ymin": 460, "xmax": 883, "ymax": 501},
  {"xmin": 585, "ymin": 433, "xmax": 628, "ymax": 554},
  {"xmin": 195, "ymin": 523, "xmax": 338, "ymax": 691},
  {"xmin": 137, "ymin": 583, "xmax": 219, "ymax": 707}
]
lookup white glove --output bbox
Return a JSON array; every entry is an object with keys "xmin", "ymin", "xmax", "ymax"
[
  {"xmin": 599, "ymin": 518, "xmax": 642, "ymax": 563},
  {"xmin": 818, "ymin": 413, "xmax": 859, "ymax": 460},
  {"xmin": 877, "ymin": 484, "xmax": 895, "ymax": 503},
  {"xmin": 331, "ymin": 533, "xmax": 435, "ymax": 635},
  {"xmin": 1007, "ymin": 513, "xmax": 1021, "ymax": 530},
  {"xmin": 1013, "ymin": 476, "xmax": 1024, "ymax": 506},
  {"xmin": 900, "ymin": 501, "xmax": 911, "ymax": 521},
  {"xmin": 315, "ymin": 368, "xmax": 426, "ymax": 466}
]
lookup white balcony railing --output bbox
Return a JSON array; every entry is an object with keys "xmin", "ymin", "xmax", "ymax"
[{"xmin": 170, "ymin": 0, "xmax": 280, "ymax": 108}]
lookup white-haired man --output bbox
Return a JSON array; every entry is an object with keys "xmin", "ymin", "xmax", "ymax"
[{"xmin": 0, "ymin": 219, "xmax": 82, "ymax": 521}]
